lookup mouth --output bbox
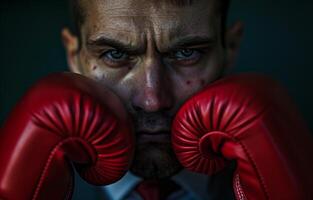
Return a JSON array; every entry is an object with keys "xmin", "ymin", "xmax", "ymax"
[{"xmin": 136, "ymin": 131, "xmax": 171, "ymax": 144}]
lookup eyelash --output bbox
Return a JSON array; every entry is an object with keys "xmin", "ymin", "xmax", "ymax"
[
  {"xmin": 167, "ymin": 48, "xmax": 208, "ymax": 65},
  {"xmin": 173, "ymin": 48, "xmax": 204, "ymax": 57},
  {"xmin": 100, "ymin": 49, "xmax": 129, "ymax": 63},
  {"xmin": 99, "ymin": 47, "xmax": 209, "ymax": 67}
]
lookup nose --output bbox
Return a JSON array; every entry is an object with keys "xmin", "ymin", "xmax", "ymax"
[{"xmin": 131, "ymin": 57, "xmax": 174, "ymax": 113}]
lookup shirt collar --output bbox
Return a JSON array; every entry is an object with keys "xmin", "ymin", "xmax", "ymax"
[
  {"xmin": 102, "ymin": 172, "xmax": 142, "ymax": 200},
  {"xmin": 102, "ymin": 170, "xmax": 210, "ymax": 200}
]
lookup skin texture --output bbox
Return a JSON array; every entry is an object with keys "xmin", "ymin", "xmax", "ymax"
[{"xmin": 62, "ymin": 0, "xmax": 243, "ymax": 179}]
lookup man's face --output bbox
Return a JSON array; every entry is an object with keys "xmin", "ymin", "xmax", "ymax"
[{"xmin": 63, "ymin": 0, "xmax": 240, "ymax": 179}]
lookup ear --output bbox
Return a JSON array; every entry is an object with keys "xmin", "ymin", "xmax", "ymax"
[
  {"xmin": 61, "ymin": 28, "xmax": 81, "ymax": 74},
  {"xmin": 224, "ymin": 21, "xmax": 244, "ymax": 70}
]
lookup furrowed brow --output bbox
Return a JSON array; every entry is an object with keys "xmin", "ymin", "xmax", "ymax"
[
  {"xmin": 86, "ymin": 36, "xmax": 143, "ymax": 54},
  {"xmin": 167, "ymin": 35, "xmax": 217, "ymax": 51}
]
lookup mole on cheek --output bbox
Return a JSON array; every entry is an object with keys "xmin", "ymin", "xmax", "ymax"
[
  {"xmin": 186, "ymin": 80, "xmax": 192, "ymax": 85},
  {"xmin": 92, "ymin": 65, "xmax": 98, "ymax": 71}
]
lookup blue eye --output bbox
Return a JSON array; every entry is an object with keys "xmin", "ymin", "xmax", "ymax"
[
  {"xmin": 102, "ymin": 50, "xmax": 128, "ymax": 62},
  {"xmin": 174, "ymin": 49, "xmax": 199, "ymax": 60}
]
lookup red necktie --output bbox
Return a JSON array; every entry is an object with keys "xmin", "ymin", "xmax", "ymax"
[{"xmin": 135, "ymin": 180, "xmax": 180, "ymax": 200}]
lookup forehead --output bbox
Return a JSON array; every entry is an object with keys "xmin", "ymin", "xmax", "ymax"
[{"xmin": 80, "ymin": 0, "xmax": 219, "ymax": 46}]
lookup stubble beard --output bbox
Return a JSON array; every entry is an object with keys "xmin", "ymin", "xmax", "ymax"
[{"xmin": 130, "ymin": 141, "xmax": 182, "ymax": 179}]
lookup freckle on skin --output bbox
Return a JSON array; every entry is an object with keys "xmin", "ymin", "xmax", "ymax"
[
  {"xmin": 92, "ymin": 65, "xmax": 97, "ymax": 70},
  {"xmin": 186, "ymin": 80, "xmax": 191, "ymax": 85}
]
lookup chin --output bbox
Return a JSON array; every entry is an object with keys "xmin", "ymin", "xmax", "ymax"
[{"xmin": 130, "ymin": 141, "xmax": 182, "ymax": 179}]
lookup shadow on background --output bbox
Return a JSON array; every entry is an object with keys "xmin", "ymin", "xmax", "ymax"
[{"xmin": 1, "ymin": 0, "xmax": 312, "ymax": 131}]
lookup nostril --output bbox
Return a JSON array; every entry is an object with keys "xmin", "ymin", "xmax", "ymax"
[
  {"xmin": 131, "ymin": 99, "xmax": 172, "ymax": 113},
  {"xmin": 132, "ymin": 104, "xmax": 143, "ymax": 112}
]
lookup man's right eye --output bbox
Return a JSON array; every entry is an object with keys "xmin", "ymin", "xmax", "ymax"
[{"xmin": 100, "ymin": 49, "xmax": 129, "ymax": 64}]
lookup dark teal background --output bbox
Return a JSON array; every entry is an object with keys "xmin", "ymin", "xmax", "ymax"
[{"xmin": 1, "ymin": 0, "xmax": 313, "ymax": 131}]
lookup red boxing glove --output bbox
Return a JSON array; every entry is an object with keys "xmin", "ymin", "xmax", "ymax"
[
  {"xmin": 172, "ymin": 74, "xmax": 313, "ymax": 200},
  {"xmin": 0, "ymin": 73, "xmax": 134, "ymax": 200}
]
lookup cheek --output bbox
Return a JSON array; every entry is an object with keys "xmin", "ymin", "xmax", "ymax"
[
  {"xmin": 78, "ymin": 51, "xmax": 98, "ymax": 76},
  {"xmin": 173, "ymin": 74, "xmax": 215, "ymax": 109},
  {"xmin": 79, "ymin": 53, "xmax": 133, "ymax": 102},
  {"xmin": 174, "ymin": 78, "xmax": 202, "ymax": 105},
  {"xmin": 89, "ymin": 65, "xmax": 101, "ymax": 79},
  {"xmin": 88, "ymin": 64, "xmax": 105, "ymax": 81},
  {"xmin": 79, "ymin": 52, "xmax": 120, "ymax": 82},
  {"xmin": 185, "ymin": 79, "xmax": 206, "ymax": 87},
  {"xmin": 200, "ymin": 79, "xmax": 206, "ymax": 87}
]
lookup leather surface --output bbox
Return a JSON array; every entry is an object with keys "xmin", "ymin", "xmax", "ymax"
[
  {"xmin": 172, "ymin": 73, "xmax": 313, "ymax": 200},
  {"xmin": 0, "ymin": 72, "xmax": 134, "ymax": 200}
]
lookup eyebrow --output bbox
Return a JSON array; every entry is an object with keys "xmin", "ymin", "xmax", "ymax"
[
  {"xmin": 166, "ymin": 35, "xmax": 218, "ymax": 51},
  {"xmin": 86, "ymin": 35, "xmax": 217, "ymax": 54},
  {"xmin": 86, "ymin": 36, "xmax": 144, "ymax": 54}
]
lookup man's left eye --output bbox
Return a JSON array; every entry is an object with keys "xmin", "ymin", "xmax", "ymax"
[{"xmin": 173, "ymin": 49, "xmax": 201, "ymax": 61}]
